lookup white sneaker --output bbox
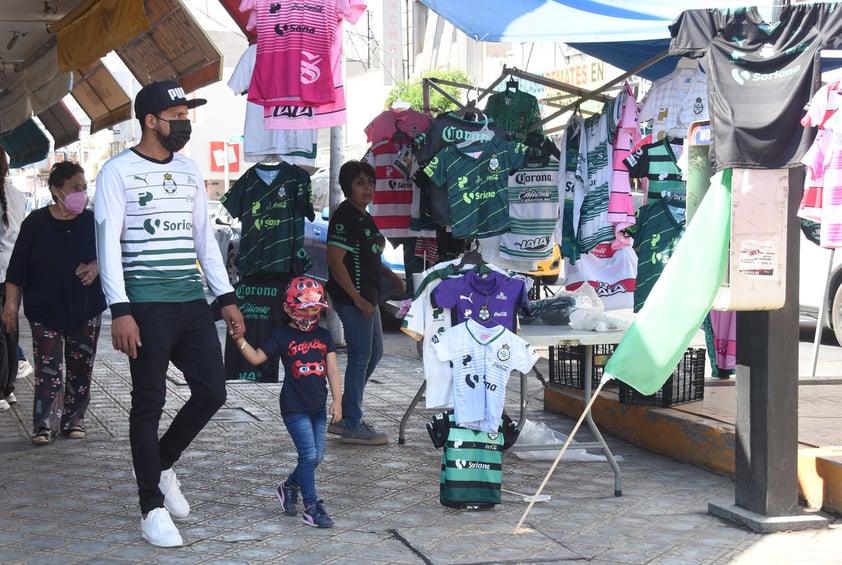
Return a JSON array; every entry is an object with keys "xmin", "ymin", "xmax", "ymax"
[
  {"xmin": 0, "ymin": 399, "xmax": 9, "ymax": 412},
  {"xmin": 141, "ymin": 507, "xmax": 183, "ymax": 547},
  {"xmin": 17, "ymin": 360, "xmax": 33, "ymax": 378},
  {"xmin": 4, "ymin": 392, "xmax": 16, "ymax": 404},
  {"xmin": 159, "ymin": 468, "xmax": 190, "ymax": 519}
]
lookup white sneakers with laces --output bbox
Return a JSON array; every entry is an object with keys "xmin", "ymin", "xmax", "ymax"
[
  {"xmin": 0, "ymin": 399, "xmax": 9, "ymax": 412},
  {"xmin": 159, "ymin": 468, "xmax": 190, "ymax": 519},
  {"xmin": 141, "ymin": 507, "xmax": 183, "ymax": 547}
]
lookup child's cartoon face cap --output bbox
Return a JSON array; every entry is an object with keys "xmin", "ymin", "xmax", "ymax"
[{"xmin": 286, "ymin": 276, "xmax": 329, "ymax": 310}]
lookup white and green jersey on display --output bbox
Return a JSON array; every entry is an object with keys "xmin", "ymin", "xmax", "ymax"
[{"xmin": 500, "ymin": 152, "xmax": 559, "ymax": 261}]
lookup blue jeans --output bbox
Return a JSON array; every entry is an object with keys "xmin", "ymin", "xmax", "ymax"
[
  {"xmin": 283, "ymin": 409, "xmax": 327, "ymax": 508},
  {"xmin": 127, "ymin": 300, "xmax": 227, "ymax": 514},
  {"xmin": 334, "ymin": 302, "xmax": 383, "ymax": 429}
]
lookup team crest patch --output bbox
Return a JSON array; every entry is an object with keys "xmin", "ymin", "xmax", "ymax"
[
  {"xmin": 163, "ymin": 173, "xmax": 177, "ymax": 195},
  {"xmin": 277, "ymin": 185, "xmax": 287, "ymax": 200},
  {"xmin": 497, "ymin": 344, "xmax": 510, "ymax": 361},
  {"xmin": 488, "ymin": 154, "xmax": 500, "ymax": 173},
  {"xmin": 759, "ymin": 43, "xmax": 775, "ymax": 59},
  {"xmin": 693, "ymin": 97, "xmax": 704, "ymax": 115}
]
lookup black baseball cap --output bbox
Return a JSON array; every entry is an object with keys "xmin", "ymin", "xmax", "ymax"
[{"xmin": 134, "ymin": 80, "xmax": 207, "ymax": 120}]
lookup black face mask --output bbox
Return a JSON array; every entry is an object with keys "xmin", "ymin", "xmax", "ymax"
[{"xmin": 155, "ymin": 116, "xmax": 192, "ymax": 152}]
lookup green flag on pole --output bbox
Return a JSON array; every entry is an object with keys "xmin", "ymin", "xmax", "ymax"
[{"xmin": 604, "ymin": 169, "xmax": 732, "ymax": 395}]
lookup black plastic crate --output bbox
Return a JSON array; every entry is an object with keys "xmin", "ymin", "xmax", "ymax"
[
  {"xmin": 548, "ymin": 344, "xmax": 617, "ymax": 390},
  {"xmin": 618, "ymin": 348, "xmax": 706, "ymax": 407}
]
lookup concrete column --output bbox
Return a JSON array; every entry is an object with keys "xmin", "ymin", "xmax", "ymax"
[{"xmin": 709, "ymin": 168, "xmax": 827, "ymax": 532}]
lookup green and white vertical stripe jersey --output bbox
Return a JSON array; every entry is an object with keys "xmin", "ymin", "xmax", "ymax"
[{"xmin": 95, "ymin": 149, "xmax": 233, "ymax": 305}]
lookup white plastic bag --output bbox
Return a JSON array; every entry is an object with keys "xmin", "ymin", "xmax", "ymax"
[
  {"xmin": 568, "ymin": 284, "xmax": 605, "ymax": 331},
  {"xmin": 512, "ymin": 419, "xmax": 619, "ymax": 462}
]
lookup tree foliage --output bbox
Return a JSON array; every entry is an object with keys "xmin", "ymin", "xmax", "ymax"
[{"xmin": 385, "ymin": 68, "xmax": 472, "ymax": 115}]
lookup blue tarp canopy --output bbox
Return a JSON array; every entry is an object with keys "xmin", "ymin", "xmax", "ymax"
[{"xmin": 416, "ymin": 1, "xmax": 781, "ymax": 81}]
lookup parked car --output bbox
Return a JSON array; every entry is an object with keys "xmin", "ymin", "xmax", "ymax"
[
  {"xmin": 799, "ymin": 226, "xmax": 842, "ymax": 344},
  {"xmin": 303, "ymin": 169, "xmax": 405, "ymax": 311},
  {"xmin": 208, "ymin": 200, "xmax": 240, "ymax": 286}
]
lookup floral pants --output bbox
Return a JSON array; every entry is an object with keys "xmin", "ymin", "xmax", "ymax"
[{"xmin": 30, "ymin": 316, "xmax": 101, "ymax": 434}]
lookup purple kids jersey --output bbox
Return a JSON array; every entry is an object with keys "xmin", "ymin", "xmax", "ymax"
[{"xmin": 432, "ymin": 270, "xmax": 528, "ymax": 332}]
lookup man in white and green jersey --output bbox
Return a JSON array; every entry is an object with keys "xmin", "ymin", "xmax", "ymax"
[{"xmin": 95, "ymin": 81, "xmax": 245, "ymax": 549}]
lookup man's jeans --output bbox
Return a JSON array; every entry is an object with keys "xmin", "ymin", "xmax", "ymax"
[
  {"xmin": 283, "ymin": 409, "xmax": 327, "ymax": 508},
  {"xmin": 333, "ymin": 302, "xmax": 383, "ymax": 429}
]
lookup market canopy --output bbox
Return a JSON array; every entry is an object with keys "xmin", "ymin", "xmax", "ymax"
[{"xmin": 416, "ymin": 1, "xmax": 778, "ymax": 80}]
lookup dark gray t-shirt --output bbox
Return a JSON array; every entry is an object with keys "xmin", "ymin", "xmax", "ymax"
[{"xmin": 669, "ymin": 5, "xmax": 842, "ymax": 171}]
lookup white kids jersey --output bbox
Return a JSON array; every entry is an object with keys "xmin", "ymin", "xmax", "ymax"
[
  {"xmin": 401, "ymin": 259, "xmax": 510, "ymax": 408},
  {"xmin": 402, "ymin": 276, "xmax": 452, "ymax": 408},
  {"xmin": 433, "ymin": 319, "xmax": 538, "ymax": 433}
]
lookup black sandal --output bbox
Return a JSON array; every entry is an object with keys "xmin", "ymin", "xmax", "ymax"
[{"xmin": 31, "ymin": 429, "xmax": 53, "ymax": 445}]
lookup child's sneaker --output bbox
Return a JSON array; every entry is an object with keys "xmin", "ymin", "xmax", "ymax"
[
  {"xmin": 302, "ymin": 500, "xmax": 334, "ymax": 528},
  {"xmin": 276, "ymin": 481, "xmax": 298, "ymax": 516}
]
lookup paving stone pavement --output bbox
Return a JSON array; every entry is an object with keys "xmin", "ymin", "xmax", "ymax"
[{"xmin": 1, "ymin": 316, "xmax": 840, "ymax": 564}]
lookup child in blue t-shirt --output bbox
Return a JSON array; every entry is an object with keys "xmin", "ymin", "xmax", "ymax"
[{"xmin": 236, "ymin": 276, "xmax": 342, "ymax": 528}]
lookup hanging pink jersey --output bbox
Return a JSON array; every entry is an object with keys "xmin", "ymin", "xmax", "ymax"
[
  {"xmin": 247, "ymin": 0, "xmax": 366, "ymax": 107},
  {"xmin": 365, "ymin": 108, "xmax": 432, "ymax": 144},
  {"xmin": 608, "ymin": 82, "xmax": 639, "ymax": 248}
]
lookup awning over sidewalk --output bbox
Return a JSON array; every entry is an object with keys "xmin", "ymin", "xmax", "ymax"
[
  {"xmin": 70, "ymin": 61, "xmax": 133, "ymax": 135},
  {"xmin": 0, "ymin": 0, "xmax": 223, "ymax": 144},
  {"xmin": 0, "ymin": 119, "xmax": 51, "ymax": 168},
  {"xmin": 415, "ymin": 1, "xmax": 783, "ymax": 81},
  {"xmin": 116, "ymin": 0, "xmax": 224, "ymax": 93},
  {"xmin": 51, "ymin": 0, "xmax": 150, "ymax": 72},
  {"xmin": 37, "ymin": 100, "xmax": 81, "ymax": 149}
]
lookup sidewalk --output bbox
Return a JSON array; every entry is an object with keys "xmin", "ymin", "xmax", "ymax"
[{"xmin": 0, "ymin": 316, "xmax": 840, "ymax": 564}]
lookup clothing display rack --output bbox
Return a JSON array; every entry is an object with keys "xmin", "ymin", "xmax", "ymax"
[{"xmin": 421, "ymin": 52, "xmax": 669, "ymax": 134}]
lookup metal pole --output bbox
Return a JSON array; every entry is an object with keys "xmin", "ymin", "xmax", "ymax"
[
  {"xmin": 325, "ymin": 125, "xmax": 345, "ymax": 346},
  {"xmin": 223, "ymin": 140, "xmax": 230, "ymax": 193},
  {"xmin": 811, "ymin": 249, "xmax": 835, "ymax": 375}
]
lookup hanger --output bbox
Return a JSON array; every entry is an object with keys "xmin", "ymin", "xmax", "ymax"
[
  {"xmin": 391, "ymin": 97, "xmax": 411, "ymax": 111},
  {"xmin": 456, "ymin": 239, "xmax": 486, "ymax": 271},
  {"xmin": 456, "ymin": 112, "xmax": 492, "ymax": 149},
  {"xmin": 453, "ymin": 100, "xmax": 481, "ymax": 121},
  {"xmin": 506, "ymin": 77, "xmax": 519, "ymax": 94},
  {"xmin": 542, "ymin": 137, "xmax": 561, "ymax": 160}
]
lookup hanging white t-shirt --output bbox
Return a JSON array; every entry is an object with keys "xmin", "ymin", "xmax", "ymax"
[
  {"xmin": 432, "ymin": 319, "xmax": 538, "ymax": 433},
  {"xmin": 639, "ymin": 66, "xmax": 709, "ymax": 142},
  {"xmin": 228, "ymin": 44, "xmax": 317, "ymax": 166}
]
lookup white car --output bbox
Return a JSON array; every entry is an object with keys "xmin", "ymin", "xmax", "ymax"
[
  {"xmin": 208, "ymin": 200, "xmax": 240, "ymax": 286},
  {"xmin": 799, "ymin": 226, "xmax": 842, "ymax": 344}
]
